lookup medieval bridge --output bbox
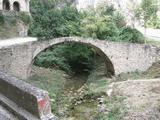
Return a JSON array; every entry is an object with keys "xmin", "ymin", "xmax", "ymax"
[
  {"xmin": 0, "ymin": 37, "xmax": 160, "ymax": 79},
  {"xmin": 0, "ymin": 37, "xmax": 160, "ymax": 120}
]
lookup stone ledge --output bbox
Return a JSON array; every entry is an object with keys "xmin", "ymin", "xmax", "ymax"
[{"xmin": 0, "ymin": 71, "xmax": 55, "ymax": 120}]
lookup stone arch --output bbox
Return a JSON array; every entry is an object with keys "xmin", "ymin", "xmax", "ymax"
[
  {"xmin": 3, "ymin": 0, "xmax": 10, "ymax": 10},
  {"xmin": 29, "ymin": 37, "xmax": 115, "ymax": 77},
  {"xmin": 13, "ymin": 1, "xmax": 20, "ymax": 11}
]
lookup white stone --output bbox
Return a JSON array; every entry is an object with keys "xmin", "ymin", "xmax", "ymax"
[{"xmin": 0, "ymin": 0, "xmax": 30, "ymax": 12}]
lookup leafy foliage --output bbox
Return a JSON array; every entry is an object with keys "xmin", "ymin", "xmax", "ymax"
[
  {"xmin": 0, "ymin": 11, "xmax": 30, "ymax": 39},
  {"xmin": 135, "ymin": 0, "xmax": 160, "ymax": 28},
  {"xmin": 29, "ymin": 0, "xmax": 83, "ymax": 39},
  {"xmin": 0, "ymin": 14, "xmax": 4, "ymax": 24},
  {"xmin": 81, "ymin": 15, "xmax": 119, "ymax": 40},
  {"xmin": 34, "ymin": 43, "xmax": 95, "ymax": 74},
  {"xmin": 29, "ymin": 0, "xmax": 144, "ymax": 43},
  {"xmin": 119, "ymin": 27, "xmax": 144, "ymax": 43},
  {"xmin": 18, "ymin": 12, "xmax": 31, "ymax": 25}
]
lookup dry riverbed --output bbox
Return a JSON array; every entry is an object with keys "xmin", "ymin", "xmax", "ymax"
[
  {"xmin": 108, "ymin": 79, "xmax": 160, "ymax": 120},
  {"xmin": 26, "ymin": 61, "xmax": 160, "ymax": 120}
]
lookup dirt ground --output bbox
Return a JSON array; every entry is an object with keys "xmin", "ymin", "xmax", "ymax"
[{"xmin": 112, "ymin": 79, "xmax": 160, "ymax": 120}]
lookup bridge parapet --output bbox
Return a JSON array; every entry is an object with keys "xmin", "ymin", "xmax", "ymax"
[
  {"xmin": 0, "ymin": 71, "xmax": 55, "ymax": 120},
  {"xmin": 0, "ymin": 37, "xmax": 160, "ymax": 79}
]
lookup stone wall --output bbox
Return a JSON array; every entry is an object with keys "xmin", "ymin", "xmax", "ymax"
[{"xmin": 0, "ymin": 37, "xmax": 159, "ymax": 79}]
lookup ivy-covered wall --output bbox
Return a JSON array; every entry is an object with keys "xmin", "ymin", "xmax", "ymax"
[{"xmin": 0, "ymin": 11, "xmax": 31, "ymax": 39}]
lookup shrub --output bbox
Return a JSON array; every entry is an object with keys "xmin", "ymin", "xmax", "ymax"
[
  {"xmin": 18, "ymin": 12, "xmax": 31, "ymax": 25},
  {"xmin": 146, "ymin": 17, "xmax": 160, "ymax": 29},
  {"xmin": 34, "ymin": 43, "xmax": 95, "ymax": 74},
  {"xmin": 134, "ymin": 0, "xmax": 159, "ymax": 28},
  {"xmin": 119, "ymin": 27, "xmax": 144, "ymax": 43},
  {"xmin": 29, "ymin": 0, "xmax": 83, "ymax": 39},
  {"xmin": 0, "ymin": 14, "xmax": 4, "ymax": 24}
]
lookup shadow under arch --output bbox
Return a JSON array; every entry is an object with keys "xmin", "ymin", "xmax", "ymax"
[{"xmin": 29, "ymin": 38, "xmax": 115, "ymax": 78}]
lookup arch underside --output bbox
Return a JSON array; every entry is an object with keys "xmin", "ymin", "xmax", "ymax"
[{"xmin": 31, "ymin": 39, "xmax": 115, "ymax": 77}]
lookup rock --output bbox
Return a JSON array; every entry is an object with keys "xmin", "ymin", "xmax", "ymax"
[
  {"xmin": 98, "ymin": 104, "xmax": 107, "ymax": 113},
  {"xmin": 106, "ymin": 83, "xmax": 115, "ymax": 97}
]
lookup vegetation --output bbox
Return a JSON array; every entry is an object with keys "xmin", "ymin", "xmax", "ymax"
[
  {"xmin": 0, "ymin": 11, "xmax": 31, "ymax": 39},
  {"xmin": 29, "ymin": 0, "xmax": 83, "ymax": 39},
  {"xmin": 30, "ymin": 0, "xmax": 144, "ymax": 73},
  {"xmin": 135, "ymin": 0, "xmax": 160, "ymax": 28},
  {"xmin": 34, "ymin": 43, "xmax": 96, "ymax": 74},
  {"xmin": 27, "ymin": 0, "xmax": 160, "ymax": 119},
  {"xmin": 0, "ymin": 11, "xmax": 31, "ymax": 25},
  {"xmin": 18, "ymin": 12, "xmax": 31, "ymax": 25},
  {"xmin": 119, "ymin": 27, "xmax": 144, "ymax": 43},
  {"xmin": 29, "ymin": 0, "xmax": 144, "ymax": 43},
  {"xmin": 27, "ymin": 66, "xmax": 67, "ymax": 113}
]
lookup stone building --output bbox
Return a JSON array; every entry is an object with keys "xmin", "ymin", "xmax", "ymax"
[
  {"xmin": 0, "ymin": 0, "xmax": 30, "ymax": 12},
  {"xmin": 0, "ymin": 0, "xmax": 30, "ymax": 39}
]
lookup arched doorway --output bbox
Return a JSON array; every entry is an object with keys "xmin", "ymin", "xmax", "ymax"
[
  {"xmin": 13, "ymin": 1, "xmax": 20, "ymax": 11},
  {"xmin": 3, "ymin": 0, "xmax": 10, "ymax": 10}
]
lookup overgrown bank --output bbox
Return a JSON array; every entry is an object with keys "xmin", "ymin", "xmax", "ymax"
[
  {"xmin": 27, "ymin": 60, "xmax": 127, "ymax": 120},
  {"xmin": 0, "ymin": 11, "xmax": 30, "ymax": 39},
  {"xmin": 27, "ymin": 52, "xmax": 160, "ymax": 120}
]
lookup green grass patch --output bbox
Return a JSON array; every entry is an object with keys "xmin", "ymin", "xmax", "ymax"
[{"xmin": 27, "ymin": 66, "xmax": 67, "ymax": 113}]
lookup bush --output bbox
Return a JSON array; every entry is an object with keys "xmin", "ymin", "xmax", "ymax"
[
  {"xmin": 18, "ymin": 12, "xmax": 31, "ymax": 25},
  {"xmin": 34, "ymin": 43, "xmax": 95, "ymax": 74},
  {"xmin": 134, "ymin": 0, "xmax": 159, "ymax": 28},
  {"xmin": 146, "ymin": 17, "xmax": 160, "ymax": 29},
  {"xmin": 0, "ymin": 14, "xmax": 4, "ymax": 24},
  {"xmin": 29, "ymin": 0, "xmax": 83, "ymax": 39},
  {"xmin": 119, "ymin": 27, "xmax": 144, "ymax": 43},
  {"xmin": 81, "ymin": 15, "xmax": 120, "ymax": 40}
]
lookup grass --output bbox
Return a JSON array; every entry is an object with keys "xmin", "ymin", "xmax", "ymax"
[
  {"xmin": 94, "ymin": 95, "xmax": 127, "ymax": 120},
  {"xmin": 106, "ymin": 96, "xmax": 127, "ymax": 120},
  {"xmin": 116, "ymin": 60, "xmax": 160, "ymax": 81},
  {"xmin": 27, "ymin": 66, "xmax": 67, "ymax": 113}
]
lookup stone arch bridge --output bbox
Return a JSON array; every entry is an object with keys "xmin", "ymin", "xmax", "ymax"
[{"xmin": 0, "ymin": 37, "xmax": 160, "ymax": 79}]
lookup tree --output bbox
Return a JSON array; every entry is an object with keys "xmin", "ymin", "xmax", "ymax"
[
  {"xmin": 29, "ymin": 0, "xmax": 83, "ymax": 39},
  {"xmin": 135, "ymin": 0, "xmax": 160, "ymax": 28}
]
